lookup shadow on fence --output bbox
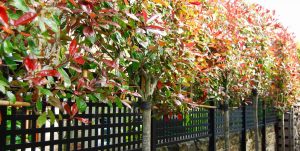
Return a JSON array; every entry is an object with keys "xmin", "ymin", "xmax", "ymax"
[{"xmin": 0, "ymin": 100, "xmax": 277, "ymax": 151}]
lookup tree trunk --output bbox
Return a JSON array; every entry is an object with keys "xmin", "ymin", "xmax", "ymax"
[
  {"xmin": 281, "ymin": 112, "xmax": 285, "ymax": 151},
  {"xmin": 224, "ymin": 102, "xmax": 230, "ymax": 151},
  {"xmin": 252, "ymin": 89, "xmax": 259, "ymax": 151},
  {"xmin": 142, "ymin": 108, "xmax": 151, "ymax": 151}
]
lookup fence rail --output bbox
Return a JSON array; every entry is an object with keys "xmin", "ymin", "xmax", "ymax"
[{"xmin": 0, "ymin": 100, "xmax": 277, "ymax": 151}]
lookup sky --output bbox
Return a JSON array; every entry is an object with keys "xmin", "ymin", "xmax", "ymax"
[{"xmin": 246, "ymin": 0, "xmax": 300, "ymax": 42}]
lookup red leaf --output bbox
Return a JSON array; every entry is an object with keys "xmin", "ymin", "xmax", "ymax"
[
  {"xmin": 83, "ymin": 26, "xmax": 94, "ymax": 37},
  {"xmin": 177, "ymin": 113, "xmax": 183, "ymax": 121},
  {"xmin": 130, "ymin": 92, "xmax": 142, "ymax": 97},
  {"xmin": 146, "ymin": 25, "xmax": 164, "ymax": 30},
  {"xmin": 23, "ymin": 57, "xmax": 38, "ymax": 71},
  {"xmin": 69, "ymin": 39, "xmax": 78, "ymax": 56},
  {"xmin": 1, "ymin": 26, "xmax": 14, "ymax": 34},
  {"xmin": 247, "ymin": 16, "xmax": 253, "ymax": 24},
  {"xmin": 80, "ymin": 2, "xmax": 93, "ymax": 14},
  {"xmin": 74, "ymin": 91, "xmax": 83, "ymax": 95},
  {"xmin": 20, "ymin": 32, "xmax": 31, "ymax": 37},
  {"xmin": 74, "ymin": 117, "xmax": 90, "ymax": 124},
  {"xmin": 68, "ymin": 0, "xmax": 78, "ymax": 7},
  {"xmin": 31, "ymin": 77, "xmax": 48, "ymax": 86},
  {"xmin": 189, "ymin": 1, "xmax": 201, "ymax": 5},
  {"xmin": 77, "ymin": 78, "xmax": 85, "ymax": 90},
  {"xmin": 64, "ymin": 103, "xmax": 71, "ymax": 115},
  {"xmin": 100, "ymin": 20, "xmax": 121, "ymax": 28},
  {"xmin": 16, "ymin": 93, "xmax": 23, "ymax": 102},
  {"xmin": 14, "ymin": 12, "xmax": 37, "ymax": 26},
  {"xmin": 103, "ymin": 59, "xmax": 117, "ymax": 68},
  {"xmin": 274, "ymin": 23, "xmax": 281, "ymax": 28},
  {"xmin": 124, "ymin": 0, "xmax": 129, "ymax": 5},
  {"xmin": 0, "ymin": 6, "xmax": 9, "ymax": 26},
  {"xmin": 183, "ymin": 42, "xmax": 196, "ymax": 48},
  {"xmin": 71, "ymin": 103, "xmax": 78, "ymax": 116},
  {"xmin": 142, "ymin": 10, "xmax": 147, "ymax": 23},
  {"xmin": 73, "ymin": 55, "xmax": 85, "ymax": 65},
  {"xmin": 99, "ymin": 9, "xmax": 115, "ymax": 13},
  {"xmin": 36, "ymin": 70, "xmax": 60, "ymax": 77},
  {"xmin": 157, "ymin": 81, "xmax": 163, "ymax": 90}
]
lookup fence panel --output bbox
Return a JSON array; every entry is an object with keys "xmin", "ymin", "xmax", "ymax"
[
  {"xmin": 0, "ymin": 100, "xmax": 278, "ymax": 151},
  {"xmin": 152, "ymin": 107, "xmax": 209, "ymax": 148},
  {"xmin": 0, "ymin": 102, "xmax": 142, "ymax": 151}
]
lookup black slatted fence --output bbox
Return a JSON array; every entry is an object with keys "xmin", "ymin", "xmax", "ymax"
[
  {"xmin": 0, "ymin": 100, "xmax": 277, "ymax": 151},
  {"xmin": 151, "ymin": 100, "xmax": 278, "ymax": 151},
  {"xmin": 0, "ymin": 102, "xmax": 143, "ymax": 151}
]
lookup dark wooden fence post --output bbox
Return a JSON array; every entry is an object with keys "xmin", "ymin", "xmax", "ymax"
[
  {"xmin": 209, "ymin": 100, "xmax": 216, "ymax": 151},
  {"xmin": 151, "ymin": 117, "xmax": 157, "ymax": 151},
  {"xmin": 0, "ymin": 106, "xmax": 7, "ymax": 151},
  {"xmin": 241, "ymin": 103, "xmax": 246, "ymax": 151},
  {"xmin": 261, "ymin": 101, "xmax": 266, "ymax": 151}
]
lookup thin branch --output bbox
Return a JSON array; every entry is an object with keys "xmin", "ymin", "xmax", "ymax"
[{"xmin": 0, "ymin": 100, "xmax": 31, "ymax": 107}]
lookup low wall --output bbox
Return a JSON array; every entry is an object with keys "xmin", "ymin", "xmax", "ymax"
[
  {"xmin": 294, "ymin": 105, "xmax": 300, "ymax": 151},
  {"xmin": 156, "ymin": 125, "xmax": 276, "ymax": 151}
]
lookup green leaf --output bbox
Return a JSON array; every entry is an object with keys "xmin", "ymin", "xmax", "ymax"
[
  {"xmin": 36, "ymin": 100, "xmax": 43, "ymax": 112},
  {"xmin": 3, "ymin": 40, "xmax": 13, "ymax": 54},
  {"xmin": 76, "ymin": 97, "xmax": 87, "ymax": 113},
  {"xmin": 44, "ymin": 18, "xmax": 59, "ymax": 33},
  {"xmin": 4, "ymin": 57, "xmax": 17, "ymax": 70},
  {"xmin": 48, "ymin": 110, "xmax": 56, "ymax": 125},
  {"xmin": 37, "ymin": 86, "xmax": 53, "ymax": 96},
  {"xmin": 107, "ymin": 101, "xmax": 113, "ymax": 108},
  {"xmin": 0, "ymin": 80, "xmax": 9, "ymax": 87},
  {"xmin": 6, "ymin": 91, "xmax": 16, "ymax": 103},
  {"xmin": 88, "ymin": 94, "xmax": 98, "ymax": 102},
  {"xmin": 7, "ymin": 9, "xmax": 22, "ymax": 19},
  {"xmin": 12, "ymin": 0, "xmax": 29, "ymax": 12},
  {"xmin": 58, "ymin": 68, "xmax": 71, "ymax": 88},
  {"xmin": 94, "ymin": 93, "xmax": 104, "ymax": 101},
  {"xmin": 58, "ymin": 114, "xmax": 63, "ymax": 121},
  {"xmin": 115, "ymin": 97, "xmax": 123, "ymax": 108},
  {"xmin": 38, "ymin": 18, "xmax": 46, "ymax": 32},
  {"xmin": 37, "ymin": 112, "xmax": 47, "ymax": 127},
  {"xmin": 48, "ymin": 96, "xmax": 63, "ymax": 111},
  {"xmin": 0, "ymin": 85, "xmax": 6, "ymax": 94}
]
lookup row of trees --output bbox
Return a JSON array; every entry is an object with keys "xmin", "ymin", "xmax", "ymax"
[{"xmin": 0, "ymin": 0, "xmax": 299, "ymax": 150}]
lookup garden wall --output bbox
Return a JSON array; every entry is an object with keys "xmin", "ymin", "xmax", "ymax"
[{"xmin": 156, "ymin": 125, "xmax": 276, "ymax": 151}]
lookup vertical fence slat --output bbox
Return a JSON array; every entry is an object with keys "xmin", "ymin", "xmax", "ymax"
[
  {"xmin": 151, "ymin": 116, "xmax": 157, "ymax": 151},
  {"xmin": 31, "ymin": 110, "xmax": 37, "ymax": 151},
  {"xmin": 49, "ymin": 106, "xmax": 55, "ymax": 151},
  {"xmin": 261, "ymin": 101, "xmax": 266, "ymax": 151},
  {"xmin": 21, "ymin": 107, "xmax": 26, "ymax": 151},
  {"xmin": 0, "ymin": 106, "xmax": 7, "ymax": 151},
  {"xmin": 95, "ymin": 105, "xmax": 99, "ymax": 149},
  {"xmin": 40, "ymin": 103, "xmax": 46, "ymax": 151},
  {"xmin": 10, "ymin": 107, "xmax": 16, "ymax": 147},
  {"xmin": 209, "ymin": 100, "xmax": 216, "ymax": 151},
  {"xmin": 241, "ymin": 103, "xmax": 247, "ymax": 151}
]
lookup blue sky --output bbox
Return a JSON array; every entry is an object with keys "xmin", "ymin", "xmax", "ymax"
[{"xmin": 246, "ymin": 0, "xmax": 300, "ymax": 42}]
